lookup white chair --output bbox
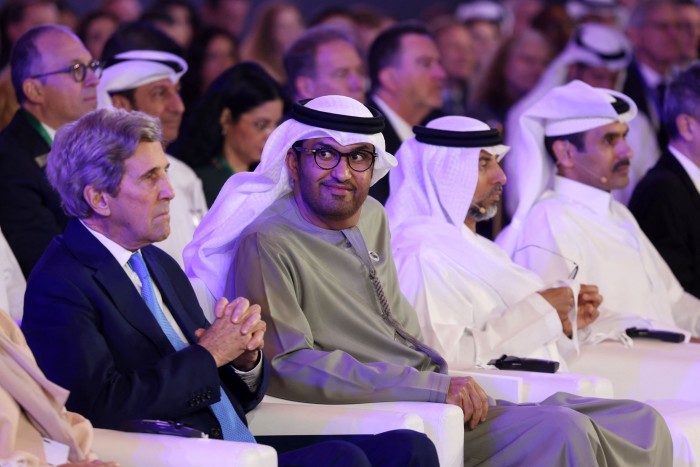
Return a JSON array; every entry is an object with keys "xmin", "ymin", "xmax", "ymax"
[
  {"xmin": 453, "ymin": 367, "xmax": 615, "ymax": 403},
  {"xmin": 91, "ymin": 428, "xmax": 277, "ymax": 466},
  {"xmin": 249, "ymin": 396, "xmax": 465, "ymax": 467},
  {"xmin": 189, "ymin": 276, "xmax": 614, "ymax": 466}
]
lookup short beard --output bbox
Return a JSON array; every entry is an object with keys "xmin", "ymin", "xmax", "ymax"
[
  {"xmin": 467, "ymin": 203, "xmax": 498, "ymax": 222},
  {"xmin": 467, "ymin": 184, "xmax": 502, "ymax": 222}
]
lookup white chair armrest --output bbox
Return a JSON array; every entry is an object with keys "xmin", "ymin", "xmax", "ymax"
[
  {"xmin": 254, "ymin": 396, "xmax": 464, "ymax": 467},
  {"xmin": 92, "ymin": 428, "xmax": 277, "ymax": 467},
  {"xmin": 452, "ymin": 368, "xmax": 614, "ymax": 403}
]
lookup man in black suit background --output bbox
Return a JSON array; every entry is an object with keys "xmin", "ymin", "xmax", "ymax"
[
  {"xmin": 630, "ymin": 63, "xmax": 700, "ymax": 300},
  {"xmin": 367, "ymin": 23, "xmax": 446, "ymax": 204},
  {"xmin": 623, "ymin": 0, "xmax": 682, "ymax": 147},
  {"xmin": 0, "ymin": 25, "xmax": 100, "ymax": 277}
]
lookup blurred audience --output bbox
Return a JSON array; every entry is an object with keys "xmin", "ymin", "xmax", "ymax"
[
  {"xmin": 143, "ymin": 0, "xmax": 201, "ymax": 51},
  {"xmin": 284, "ymin": 26, "xmax": 365, "ymax": 103},
  {"xmin": 455, "ymin": 0, "xmax": 504, "ymax": 76},
  {"xmin": 470, "ymin": 28, "xmax": 551, "ymax": 132},
  {"xmin": 180, "ymin": 26, "xmax": 239, "ymax": 117},
  {"xmin": 76, "ymin": 10, "xmax": 119, "ymax": 61},
  {"xmin": 0, "ymin": 0, "xmax": 61, "ymax": 130},
  {"xmin": 677, "ymin": 0, "xmax": 700, "ymax": 64},
  {"xmin": 173, "ymin": 62, "xmax": 286, "ymax": 206},
  {"xmin": 368, "ymin": 22, "xmax": 446, "ymax": 204},
  {"xmin": 240, "ymin": 1, "xmax": 305, "ymax": 83},
  {"xmin": 0, "ymin": 25, "xmax": 98, "ymax": 278},
  {"xmin": 623, "ymin": 0, "xmax": 682, "ymax": 145},
  {"xmin": 100, "ymin": 0, "xmax": 141, "ymax": 23},
  {"xmin": 433, "ymin": 20, "xmax": 476, "ymax": 116},
  {"xmin": 201, "ymin": 0, "xmax": 251, "ymax": 39}
]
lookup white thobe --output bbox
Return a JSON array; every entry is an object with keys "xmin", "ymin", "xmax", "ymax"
[
  {"xmin": 392, "ymin": 216, "xmax": 576, "ymax": 370},
  {"xmin": 509, "ymin": 176, "xmax": 700, "ymax": 339},
  {"xmin": 155, "ymin": 156, "xmax": 207, "ymax": 269}
]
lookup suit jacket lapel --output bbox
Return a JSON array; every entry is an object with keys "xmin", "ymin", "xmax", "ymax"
[
  {"xmin": 143, "ymin": 247, "xmax": 203, "ymax": 344},
  {"xmin": 63, "ymin": 220, "xmax": 176, "ymax": 354},
  {"xmin": 659, "ymin": 150, "xmax": 700, "ymax": 214}
]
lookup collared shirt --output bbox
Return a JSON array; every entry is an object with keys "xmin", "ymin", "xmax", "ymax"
[
  {"xmin": 669, "ymin": 144, "xmax": 700, "ymax": 195},
  {"xmin": 371, "ymin": 94, "xmax": 415, "ymax": 143},
  {"xmin": 638, "ymin": 62, "xmax": 664, "ymax": 89},
  {"xmin": 553, "ymin": 175, "xmax": 614, "ymax": 215},
  {"xmin": 41, "ymin": 122, "xmax": 56, "ymax": 143},
  {"xmin": 80, "ymin": 221, "xmax": 261, "ymax": 385}
]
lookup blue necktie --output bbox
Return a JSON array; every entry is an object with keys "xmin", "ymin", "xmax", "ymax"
[{"xmin": 128, "ymin": 251, "xmax": 256, "ymax": 443}]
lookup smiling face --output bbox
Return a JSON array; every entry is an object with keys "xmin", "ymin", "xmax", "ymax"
[
  {"xmin": 286, "ymin": 137, "xmax": 374, "ymax": 230},
  {"xmin": 560, "ymin": 121, "xmax": 633, "ymax": 192},
  {"xmin": 102, "ymin": 141, "xmax": 174, "ymax": 250}
]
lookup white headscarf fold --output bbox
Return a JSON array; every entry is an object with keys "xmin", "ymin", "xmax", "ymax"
[
  {"xmin": 386, "ymin": 116, "xmax": 508, "ymax": 230},
  {"xmin": 97, "ymin": 50, "xmax": 188, "ymax": 109},
  {"xmin": 184, "ymin": 95, "xmax": 396, "ymax": 298},
  {"xmin": 497, "ymin": 80, "xmax": 637, "ymax": 255}
]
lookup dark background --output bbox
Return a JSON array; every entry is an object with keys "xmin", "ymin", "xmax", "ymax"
[{"xmin": 1, "ymin": 0, "xmax": 466, "ymax": 23}]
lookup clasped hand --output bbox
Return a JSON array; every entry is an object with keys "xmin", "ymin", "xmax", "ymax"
[
  {"xmin": 539, "ymin": 284, "xmax": 601, "ymax": 337},
  {"xmin": 196, "ymin": 297, "xmax": 266, "ymax": 370}
]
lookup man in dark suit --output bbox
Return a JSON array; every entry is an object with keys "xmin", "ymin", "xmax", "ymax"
[
  {"xmin": 22, "ymin": 107, "xmax": 439, "ymax": 466},
  {"xmin": 0, "ymin": 25, "xmax": 100, "ymax": 278},
  {"xmin": 22, "ymin": 108, "xmax": 267, "ymax": 440},
  {"xmin": 367, "ymin": 23, "xmax": 446, "ymax": 204},
  {"xmin": 630, "ymin": 63, "xmax": 700, "ymax": 300},
  {"xmin": 623, "ymin": 0, "xmax": 682, "ymax": 147}
]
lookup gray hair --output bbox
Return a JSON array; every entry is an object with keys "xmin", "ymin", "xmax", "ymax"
[{"xmin": 47, "ymin": 108, "xmax": 163, "ymax": 218}]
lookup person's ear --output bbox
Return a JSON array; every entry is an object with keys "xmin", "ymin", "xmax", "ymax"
[
  {"xmin": 378, "ymin": 66, "xmax": 400, "ymax": 93},
  {"xmin": 552, "ymin": 139, "xmax": 576, "ymax": 169},
  {"xmin": 83, "ymin": 185, "xmax": 111, "ymax": 216},
  {"xmin": 295, "ymin": 76, "xmax": 315, "ymax": 100},
  {"xmin": 110, "ymin": 94, "xmax": 134, "ymax": 111},
  {"xmin": 219, "ymin": 108, "xmax": 233, "ymax": 133},
  {"xmin": 676, "ymin": 113, "xmax": 696, "ymax": 142},
  {"xmin": 22, "ymin": 78, "xmax": 44, "ymax": 104},
  {"xmin": 286, "ymin": 148, "xmax": 300, "ymax": 181}
]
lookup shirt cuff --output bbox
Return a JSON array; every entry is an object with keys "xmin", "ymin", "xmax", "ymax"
[{"xmin": 233, "ymin": 351, "xmax": 262, "ymax": 390}]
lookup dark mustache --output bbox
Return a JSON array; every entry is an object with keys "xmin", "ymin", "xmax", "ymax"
[{"xmin": 612, "ymin": 159, "xmax": 631, "ymax": 171}]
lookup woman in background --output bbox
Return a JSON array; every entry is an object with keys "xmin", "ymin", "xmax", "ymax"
[
  {"xmin": 173, "ymin": 62, "xmax": 287, "ymax": 206},
  {"xmin": 240, "ymin": 1, "xmax": 305, "ymax": 83}
]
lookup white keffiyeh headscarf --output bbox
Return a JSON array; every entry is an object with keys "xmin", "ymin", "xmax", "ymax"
[
  {"xmin": 497, "ymin": 80, "xmax": 637, "ymax": 255},
  {"xmin": 97, "ymin": 50, "xmax": 188, "ymax": 109},
  {"xmin": 184, "ymin": 95, "xmax": 397, "ymax": 298},
  {"xmin": 386, "ymin": 116, "xmax": 509, "ymax": 230}
]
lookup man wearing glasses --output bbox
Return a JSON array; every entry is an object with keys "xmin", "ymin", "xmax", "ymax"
[
  {"xmin": 0, "ymin": 25, "xmax": 100, "ymax": 278},
  {"xmin": 186, "ymin": 95, "xmax": 672, "ymax": 466}
]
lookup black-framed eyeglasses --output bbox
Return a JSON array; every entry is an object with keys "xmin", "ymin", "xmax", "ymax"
[
  {"xmin": 513, "ymin": 244, "xmax": 579, "ymax": 280},
  {"xmin": 30, "ymin": 59, "xmax": 103, "ymax": 83},
  {"xmin": 293, "ymin": 145, "xmax": 377, "ymax": 172}
]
